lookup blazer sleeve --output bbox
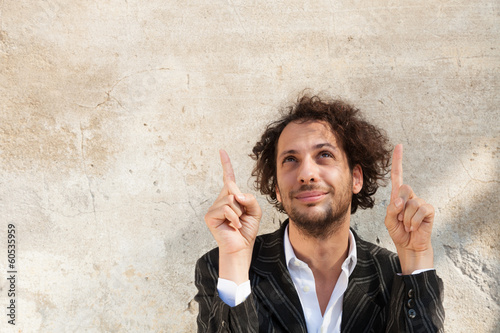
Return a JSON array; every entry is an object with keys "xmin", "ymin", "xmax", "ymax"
[
  {"xmin": 386, "ymin": 270, "xmax": 445, "ymax": 333},
  {"xmin": 194, "ymin": 253, "xmax": 259, "ymax": 333}
]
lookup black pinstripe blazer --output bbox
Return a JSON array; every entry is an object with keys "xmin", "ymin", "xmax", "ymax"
[{"xmin": 195, "ymin": 221, "xmax": 444, "ymax": 332}]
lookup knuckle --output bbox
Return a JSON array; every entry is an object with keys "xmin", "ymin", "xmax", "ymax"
[
  {"xmin": 400, "ymin": 184, "xmax": 412, "ymax": 194},
  {"xmin": 423, "ymin": 204, "xmax": 435, "ymax": 216},
  {"xmin": 407, "ymin": 199, "xmax": 419, "ymax": 209},
  {"xmin": 204, "ymin": 209, "xmax": 219, "ymax": 225},
  {"xmin": 222, "ymin": 205, "xmax": 232, "ymax": 216},
  {"xmin": 224, "ymin": 195, "xmax": 236, "ymax": 207}
]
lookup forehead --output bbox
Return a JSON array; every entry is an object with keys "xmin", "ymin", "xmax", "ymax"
[{"xmin": 277, "ymin": 120, "xmax": 340, "ymax": 152}]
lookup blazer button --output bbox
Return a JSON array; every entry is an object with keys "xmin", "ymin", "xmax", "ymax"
[
  {"xmin": 408, "ymin": 309, "xmax": 416, "ymax": 319},
  {"xmin": 408, "ymin": 289, "xmax": 414, "ymax": 298},
  {"xmin": 406, "ymin": 299, "xmax": 415, "ymax": 309}
]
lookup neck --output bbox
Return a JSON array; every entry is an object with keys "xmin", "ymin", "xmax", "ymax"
[
  {"xmin": 288, "ymin": 218, "xmax": 351, "ymax": 316},
  {"xmin": 288, "ymin": 218, "xmax": 350, "ymax": 272}
]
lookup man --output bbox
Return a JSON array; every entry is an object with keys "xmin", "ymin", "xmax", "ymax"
[{"xmin": 195, "ymin": 95, "xmax": 444, "ymax": 332}]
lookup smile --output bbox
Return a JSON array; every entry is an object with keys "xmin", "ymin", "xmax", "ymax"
[{"xmin": 294, "ymin": 191, "xmax": 328, "ymax": 203}]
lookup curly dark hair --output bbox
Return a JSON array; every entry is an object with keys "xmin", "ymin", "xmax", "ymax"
[{"xmin": 251, "ymin": 94, "xmax": 392, "ymax": 214}]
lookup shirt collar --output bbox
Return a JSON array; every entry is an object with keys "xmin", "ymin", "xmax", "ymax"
[{"xmin": 284, "ymin": 224, "xmax": 357, "ymax": 275}]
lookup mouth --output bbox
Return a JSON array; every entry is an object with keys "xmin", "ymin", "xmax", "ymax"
[{"xmin": 294, "ymin": 191, "xmax": 328, "ymax": 203}]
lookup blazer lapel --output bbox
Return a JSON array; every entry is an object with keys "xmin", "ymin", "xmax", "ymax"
[
  {"xmin": 341, "ymin": 231, "xmax": 388, "ymax": 332},
  {"xmin": 251, "ymin": 221, "xmax": 308, "ymax": 333}
]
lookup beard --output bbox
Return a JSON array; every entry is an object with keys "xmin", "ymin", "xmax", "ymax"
[{"xmin": 281, "ymin": 181, "xmax": 352, "ymax": 240}]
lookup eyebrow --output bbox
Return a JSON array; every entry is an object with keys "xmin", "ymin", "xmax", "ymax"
[
  {"xmin": 315, "ymin": 143, "xmax": 338, "ymax": 151},
  {"xmin": 278, "ymin": 143, "xmax": 339, "ymax": 159}
]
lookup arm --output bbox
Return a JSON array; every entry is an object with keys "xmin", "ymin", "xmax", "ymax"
[
  {"xmin": 195, "ymin": 150, "xmax": 262, "ymax": 332},
  {"xmin": 205, "ymin": 150, "xmax": 261, "ymax": 284},
  {"xmin": 384, "ymin": 145, "xmax": 445, "ymax": 331},
  {"xmin": 386, "ymin": 270, "xmax": 445, "ymax": 332},
  {"xmin": 194, "ymin": 251, "xmax": 259, "ymax": 333}
]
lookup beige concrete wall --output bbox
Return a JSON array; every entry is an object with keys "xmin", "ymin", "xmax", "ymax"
[{"xmin": 0, "ymin": 1, "xmax": 498, "ymax": 332}]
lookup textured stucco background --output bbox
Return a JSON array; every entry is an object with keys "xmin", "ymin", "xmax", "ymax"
[{"xmin": 0, "ymin": 0, "xmax": 498, "ymax": 332}]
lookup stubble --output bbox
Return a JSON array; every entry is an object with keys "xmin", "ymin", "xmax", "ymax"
[{"xmin": 282, "ymin": 180, "xmax": 353, "ymax": 240}]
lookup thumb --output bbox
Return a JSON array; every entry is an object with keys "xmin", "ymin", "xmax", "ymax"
[
  {"xmin": 235, "ymin": 194, "xmax": 262, "ymax": 219},
  {"xmin": 385, "ymin": 197, "xmax": 404, "ymax": 230}
]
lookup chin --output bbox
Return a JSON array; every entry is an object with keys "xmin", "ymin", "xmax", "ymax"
[{"xmin": 285, "ymin": 201, "xmax": 350, "ymax": 239}]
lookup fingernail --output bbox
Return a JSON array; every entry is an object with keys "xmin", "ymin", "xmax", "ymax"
[{"xmin": 237, "ymin": 195, "xmax": 245, "ymax": 201}]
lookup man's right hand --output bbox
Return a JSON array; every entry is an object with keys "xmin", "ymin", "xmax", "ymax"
[{"xmin": 204, "ymin": 150, "xmax": 262, "ymax": 284}]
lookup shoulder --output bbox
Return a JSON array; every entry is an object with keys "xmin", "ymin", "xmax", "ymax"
[
  {"xmin": 349, "ymin": 230, "xmax": 402, "ymax": 304},
  {"xmin": 352, "ymin": 229, "xmax": 401, "ymax": 277},
  {"xmin": 254, "ymin": 224, "xmax": 285, "ymax": 250}
]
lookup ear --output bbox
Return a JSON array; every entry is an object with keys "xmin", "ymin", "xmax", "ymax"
[
  {"xmin": 275, "ymin": 185, "xmax": 282, "ymax": 203},
  {"xmin": 352, "ymin": 164, "xmax": 363, "ymax": 194}
]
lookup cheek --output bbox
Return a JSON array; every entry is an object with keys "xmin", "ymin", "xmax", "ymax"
[
  {"xmin": 275, "ymin": 169, "xmax": 286, "ymax": 202},
  {"xmin": 276, "ymin": 168, "xmax": 301, "ymax": 200}
]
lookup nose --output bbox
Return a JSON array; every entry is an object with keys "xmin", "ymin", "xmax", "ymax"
[{"xmin": 297, "ymin": 156, "xmax": 318, "ymax": 184}]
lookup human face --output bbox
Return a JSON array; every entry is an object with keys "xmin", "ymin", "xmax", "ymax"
[{"xmin": 275, "ymin": 121, "xmax": 363, "ymax": 238}]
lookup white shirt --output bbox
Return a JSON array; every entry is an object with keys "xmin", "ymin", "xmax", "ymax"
[{"xmin": 283, "ymin": 225, "xmax": 357, "ymax": 333}]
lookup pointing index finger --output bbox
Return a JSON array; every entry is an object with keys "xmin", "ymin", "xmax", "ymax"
[
  {"xmin": 219, "ymin": 149, "xmax": 243, "ymax": 197},
  {"xmin": 390, "ymin": 144, "xmax": 403, "ymax": 202},
  {"xmin": 219, "ymin": 149, "xmax": 236, "ymax": 184}
]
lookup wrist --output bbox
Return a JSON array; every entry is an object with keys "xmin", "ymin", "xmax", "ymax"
[
  {"xmin": 219, "ymin": 250, "xmax": 253, "ymax": 285},
  {"xmin": 397, "ymin": 247, "xmax": 434, "ymax": 275}
]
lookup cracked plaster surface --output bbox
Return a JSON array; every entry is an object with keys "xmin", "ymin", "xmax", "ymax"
[{"xmin": 0, "ymin": 0, "xmax": 499, "ymax": 332}]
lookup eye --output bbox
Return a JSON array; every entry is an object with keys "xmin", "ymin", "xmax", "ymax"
[
  {"xmin": 319, "ymin": 151, "xmax": 334, "ymax": 159},
  {"xmin": 282, "ymin": 156, "xmax": 297, "ymax": 164}
]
